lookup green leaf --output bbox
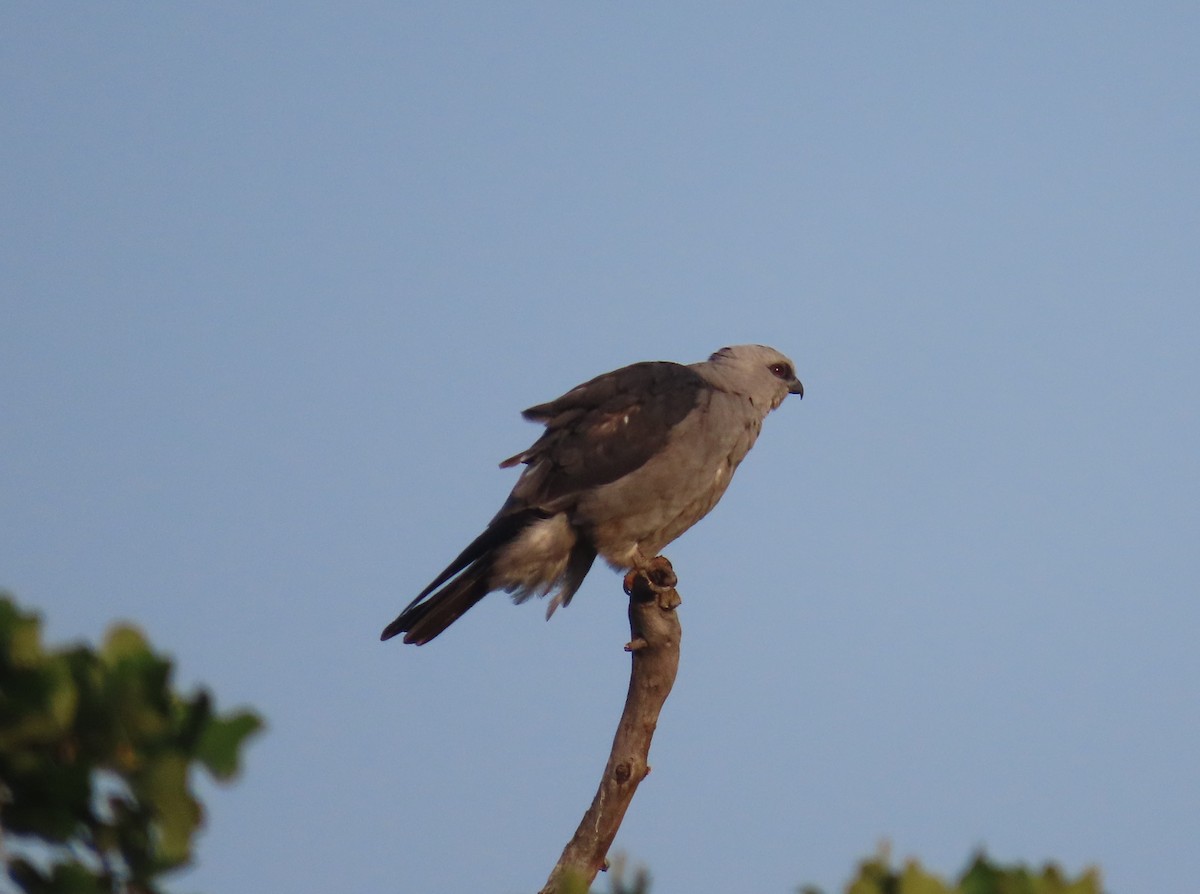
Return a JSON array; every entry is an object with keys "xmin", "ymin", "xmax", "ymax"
[
  {"xmin": 101, "ymin": 624, "xmax": 151, "ymax": 664},
  {"xmin": 57, "ymin": 864, "xmax": 118, "ymax": 894},
  {"xmin": 899, "ymin": 860, "xmax": 952, "ymax": 894},
  {"xmin": 0, "ymin": 602, "xmax": 45, "ymax": 666},
  {"xmin": 45, "ymin": 659, "xmax": 79, "ymax": 732},
  {"xmin": 136, "ymin": 751, "xmax": 201, "ymax": 866},
  {"xmin": 0, "ymin": 751, "xmax": 92, "ymax": 840},
  {"xmin": 99, "ymin": 626, "xmax": 175, "ymax": 748},
  {"xmin": 195, "ymin": 709, "xmax": 264, "ymax": 780}
]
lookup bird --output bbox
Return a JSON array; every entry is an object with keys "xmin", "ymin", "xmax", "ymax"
[{"xmin": 381, "ymin": 344, "xmax": 804, "ymax": 645}]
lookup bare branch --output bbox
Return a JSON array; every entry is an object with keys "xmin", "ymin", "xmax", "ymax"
[{"xmin": 539, "ymin": 557, "xmax": 682, "ymax": 894}]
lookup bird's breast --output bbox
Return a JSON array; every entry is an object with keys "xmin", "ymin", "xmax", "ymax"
[{"xmin": 575, "ymin": 391, "xmax": 762, "ymax": 566}]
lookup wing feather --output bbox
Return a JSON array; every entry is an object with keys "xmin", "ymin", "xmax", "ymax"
[{"xmin": 506, "ymin": 361, "xmax": 707, "ymax": 506}]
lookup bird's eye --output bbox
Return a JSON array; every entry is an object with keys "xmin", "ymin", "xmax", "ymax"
[{"xmin": 768, "ymin": 362, "xmax": 792, "ymax": 380}]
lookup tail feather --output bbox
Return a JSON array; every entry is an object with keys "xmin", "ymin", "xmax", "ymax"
[
  {"xmin": 381, "ymin": 563, "xmax": 492, "ymax": 645},
  {"xmin": 382, "ymin": 508, "xmax": 547, "ymax": 645},
  {"xmin": 545, "ymin": 541, "xmax": 597, "ymax": 618},
  {"xmin": 410, "ymin": 508, "xmax": 548, "ymax": 605},
  {"xmin": 381, "ymin": 508, "xmax": 597, "ymax": 645}
]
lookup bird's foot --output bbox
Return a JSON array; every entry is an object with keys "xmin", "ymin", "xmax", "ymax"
[
  {"xmin": 622, "ymin": 555, "xmax": 681, "ymax": 614},
  {"xmin": 645, "ymin": 555, "xmax": 677, "ymax": 590},
  {"xmin": 623, "ymin": 555, "xmax": 677, "ymax": 595}
]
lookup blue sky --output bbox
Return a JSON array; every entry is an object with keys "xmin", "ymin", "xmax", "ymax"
[{"xmin": 2, "ymin": 5, "xmax": 1197, "ymax": 893}]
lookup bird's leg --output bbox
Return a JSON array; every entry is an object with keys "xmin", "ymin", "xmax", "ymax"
[{"xmin": 622, "ymin": 551, "xmax": 649, "ymax": 595}]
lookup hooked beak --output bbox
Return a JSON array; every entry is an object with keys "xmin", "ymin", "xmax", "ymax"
[{"xmin": 788, "ymin": 378, "xmax": 804, "ymax": 398}]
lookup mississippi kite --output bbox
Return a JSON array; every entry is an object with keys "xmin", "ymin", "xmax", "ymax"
[{"xmin": 381, "ymin": 344, "xmax": 804, "ymax": 645}]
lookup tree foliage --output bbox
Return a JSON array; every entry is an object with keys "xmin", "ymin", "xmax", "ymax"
[
  {"xmin": 815, "ymin": 850, "xmax": 1104, "ymax": 894},
  {"xmin": 0, "ymin": 593, "xmax": 263, "ymax": 894},
  {"xmin": 592, "ymin": 850, "xmax": 1103, "ymax": 894}
]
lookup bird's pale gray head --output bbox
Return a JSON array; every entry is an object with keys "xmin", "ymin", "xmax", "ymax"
[{"xmin": 701, "ymin": 344, "xmax": 804, "ymax": 408}]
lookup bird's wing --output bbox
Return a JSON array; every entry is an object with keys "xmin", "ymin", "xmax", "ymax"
[{"xmin": 500, "ymin": 361, "xmax": 708, "ymax": 507}]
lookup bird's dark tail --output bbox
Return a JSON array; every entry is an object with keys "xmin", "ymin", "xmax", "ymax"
[
  {"xmin": 381, "ymin": 563, "xmax": 492, "ymax": 645},
  {"xmin": 381, "ymin": 508, "xmax": 548, "ymax": 645}
]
